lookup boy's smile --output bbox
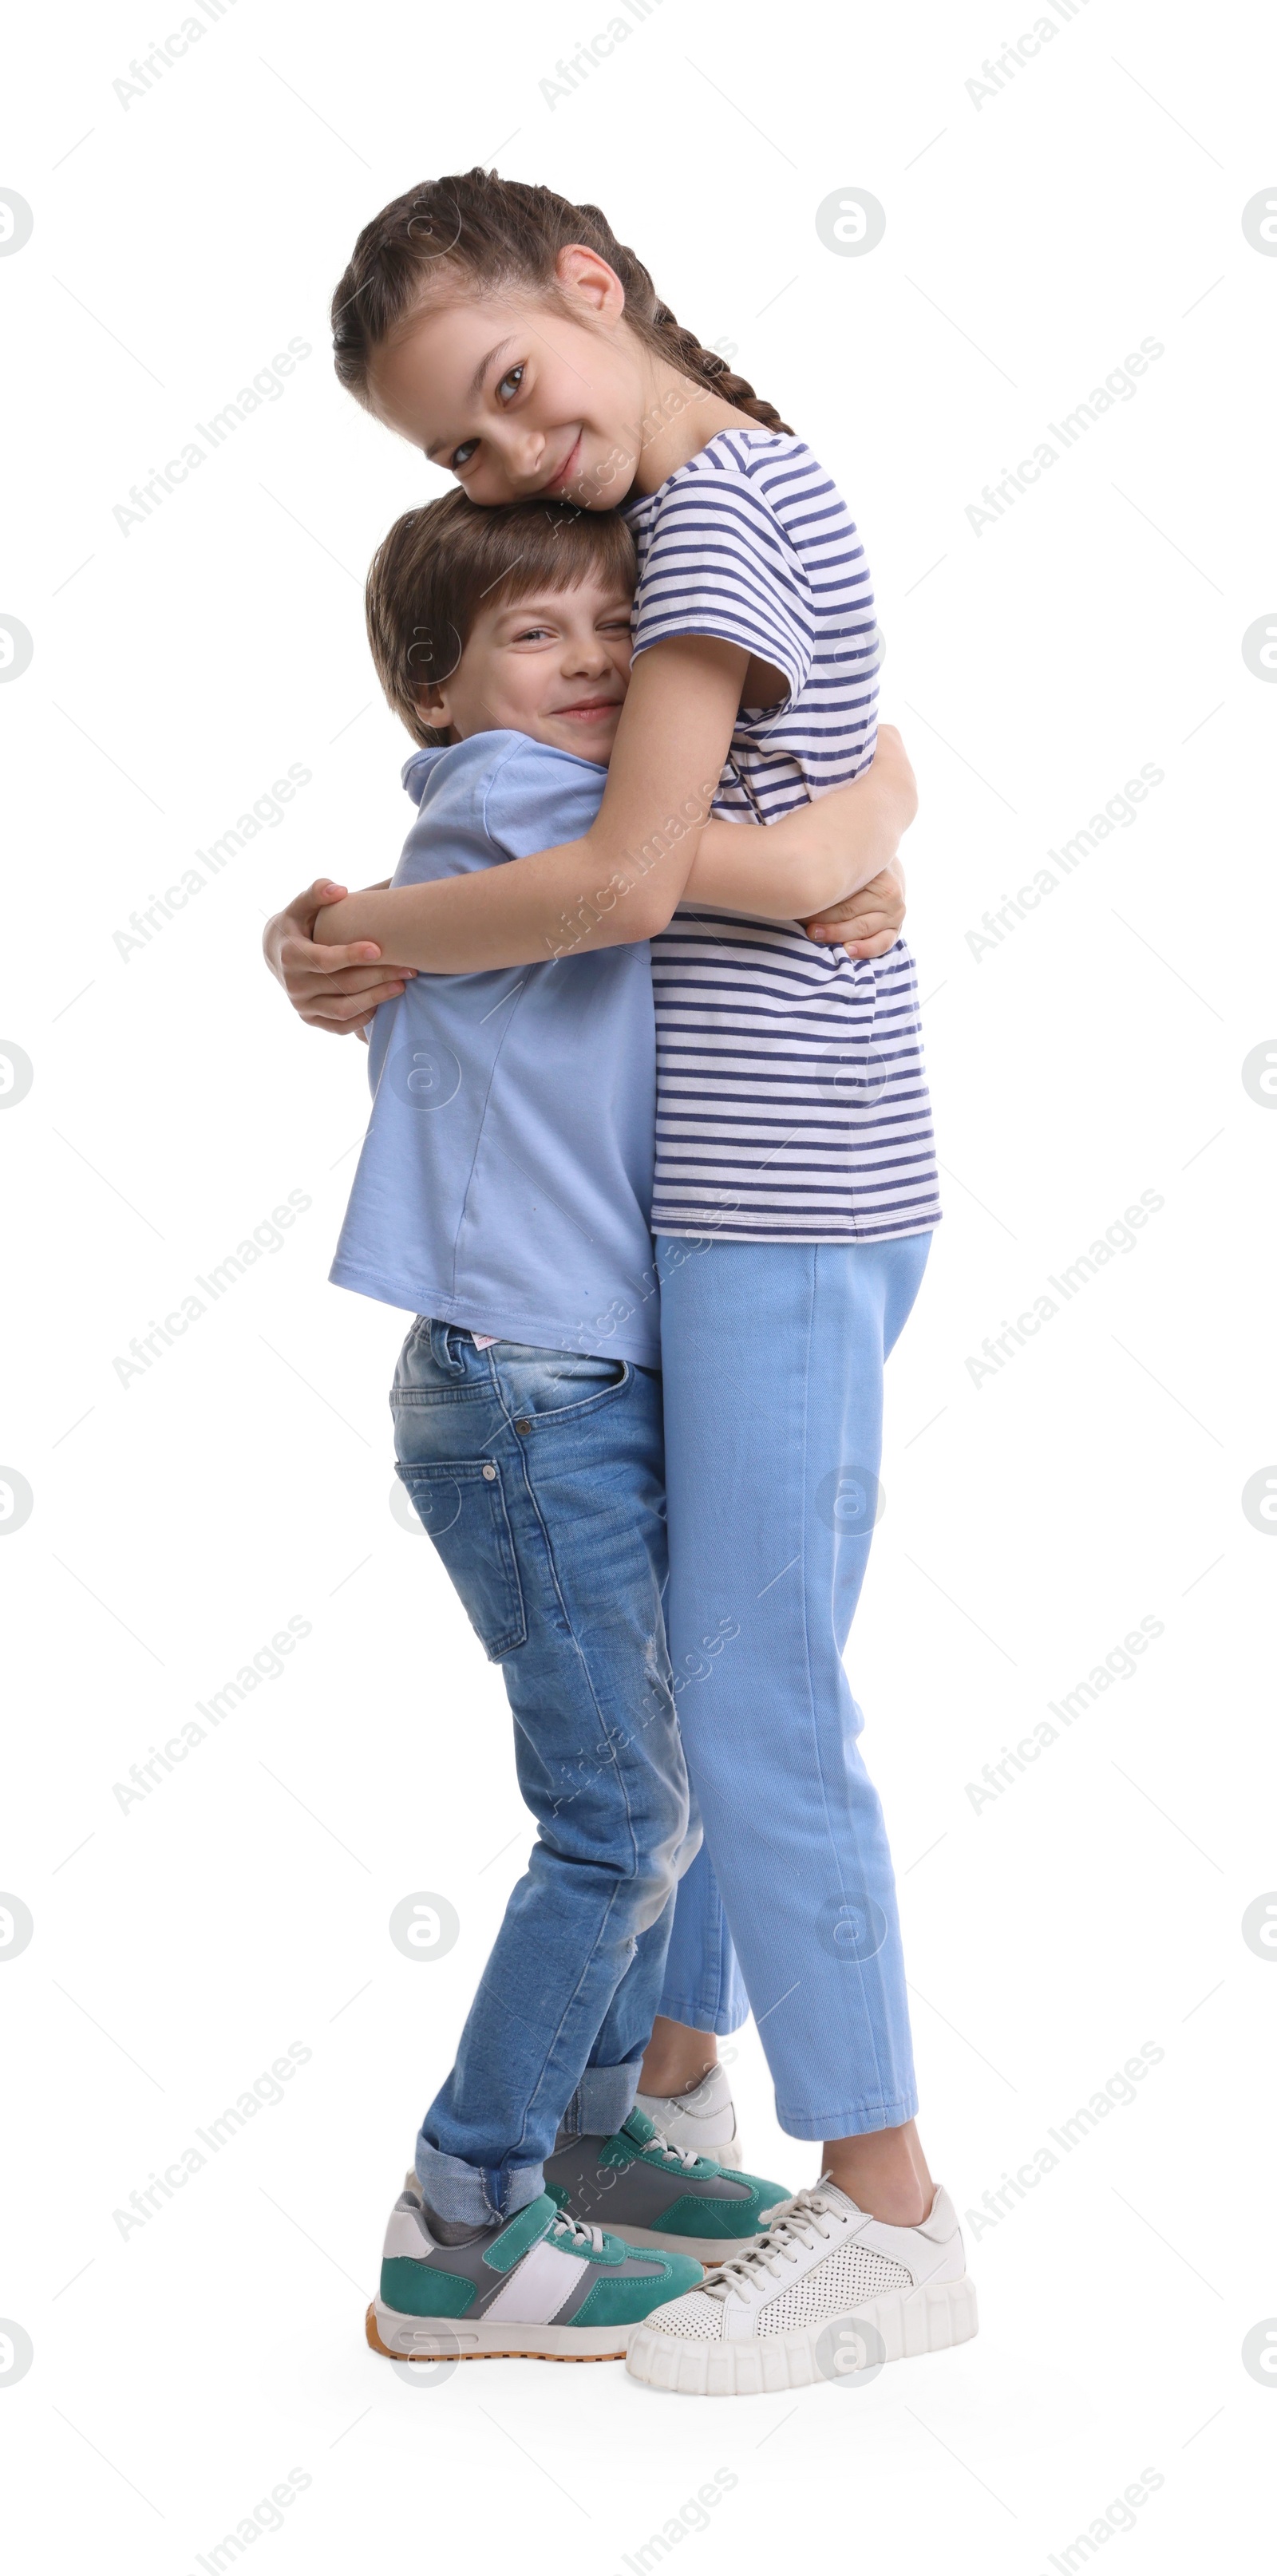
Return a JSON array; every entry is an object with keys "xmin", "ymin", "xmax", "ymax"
[{"xmin": 420, "ymin": 574, "xmax": 633, "ymax": 765}]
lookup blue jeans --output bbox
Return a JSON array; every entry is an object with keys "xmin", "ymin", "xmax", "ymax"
[
  {"xmin": 655, "ymin": 1233, "xmax": 931, "ymax": 2142},
  {"xmin": 391, "ymin": 1322, "xmax": 691, "ymax": 2226}
]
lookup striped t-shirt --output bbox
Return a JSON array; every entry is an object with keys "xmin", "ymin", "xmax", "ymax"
[{"xmin": 622, "ymin": 429, "xmax": 940, "ymax": 1244}]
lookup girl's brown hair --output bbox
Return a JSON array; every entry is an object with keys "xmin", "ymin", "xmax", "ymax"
[
  {"xmin": 333, "ymin": 168, "xmax": 792, "ymax": 437},
  {"xmin": 366, "ymin": 489, "xmax": 637, "ymax": 747}
]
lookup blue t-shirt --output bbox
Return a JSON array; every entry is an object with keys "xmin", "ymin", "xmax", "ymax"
[{"xmin": 329, "ymin": 731, "xmax": 660, "ymax": 1365}]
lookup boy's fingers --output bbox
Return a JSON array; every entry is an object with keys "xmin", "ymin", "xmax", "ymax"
[
  {"xmin": 297, "ymin": 978, "xmax": 405, "ymax": 1014},
  {"xmin": 310, "ymin": 981, "xmax": 406, "ymax": 1022},
  {"xmin": 806, "ymin": 909, "xmax": 897, "ymax": 945},
  {"xmin": 288, "ymin": 935, "xmax": 385, "ymax": 971}
]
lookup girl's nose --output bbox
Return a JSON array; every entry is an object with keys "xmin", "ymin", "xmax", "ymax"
[{"xmin": 500, "ymin": 421, "xmax": 546, "ymax": 488}]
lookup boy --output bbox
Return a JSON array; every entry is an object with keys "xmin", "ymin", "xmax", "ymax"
[{"xmin": 338, "ymin": 492, "xmax": 813, "ymax": 2365}]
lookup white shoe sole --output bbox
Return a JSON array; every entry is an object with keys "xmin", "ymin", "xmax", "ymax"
[
  {"xmin": 613, "ymin": 2219, "xmax": 768, "ymax": 2263},
  {"xmin": 626, "ymin": 2273, "xmax": 979, "ymax": 2395},
  {"xmin": 368, "ymin": 2298, "xmax": 627, "ymax": 2364}
]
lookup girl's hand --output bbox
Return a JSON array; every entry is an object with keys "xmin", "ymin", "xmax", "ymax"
[
  {"xmin": 805, "ymin": 861, "xmax": 907, "ymax": 958},
  {"xmin": 263, "ymin": 878, "xmax": 415, "ymax": 1035}
]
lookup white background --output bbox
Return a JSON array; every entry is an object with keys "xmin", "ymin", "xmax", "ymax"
[{"xmin": 2, "ymin": 0, "xmax": 1275, "ymax": 2566}]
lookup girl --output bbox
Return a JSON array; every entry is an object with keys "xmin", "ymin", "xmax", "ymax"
[{"xmin": 267, "ymin": 172, "xmax": 974, "ymax": 2392}]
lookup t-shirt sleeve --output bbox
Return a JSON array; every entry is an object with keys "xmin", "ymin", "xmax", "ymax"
[
  {"xmin": 629, "ymin": 465, "xmax": 815, "ymax": 703},
  {"xmin": 480, "ymin": 737, "xmax": 607, "ymax": 861}
]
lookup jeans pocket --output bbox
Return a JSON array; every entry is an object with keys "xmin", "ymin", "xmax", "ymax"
[
  {"xmin": 395, "ymin": 1460, "xmax": 528, "ymax": 1660},
  {"xmin": 391, "ymin": 1318, "xmax": 488, "ymax": 1405},
  {"xmin": 493, "ymin": 1347, "xmax": 631, "ymax": 1423}
]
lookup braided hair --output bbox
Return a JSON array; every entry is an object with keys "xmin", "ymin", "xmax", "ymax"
[{"xmin": 332, "ymin": 169, "xmax": 793, "ymax": 437}]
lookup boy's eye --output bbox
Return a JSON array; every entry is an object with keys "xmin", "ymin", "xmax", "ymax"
[
  {"xmin": 450, "ymin": 440, "xmax": 478, "ymax": 472},
  {"xmin": 496, "ymin": 364, "xmax": 525, "ymax": 401}
]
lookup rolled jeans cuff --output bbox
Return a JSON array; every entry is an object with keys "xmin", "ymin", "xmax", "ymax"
[
  {"xmin": 414, "ymin": 2137, "xmax": 545, "ymax": 2229},
  {"xmin": 555, "ymin": 2060, "xmax": 640, "ymax": 2144}
]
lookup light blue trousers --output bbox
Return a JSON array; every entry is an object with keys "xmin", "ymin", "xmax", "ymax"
[{"xmin": 655, "ymin": 1233, "xmax": 931, "ymax": 2142}]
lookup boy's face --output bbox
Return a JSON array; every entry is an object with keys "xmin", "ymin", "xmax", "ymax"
[{"xmin": 421, "ymin": 573, "xmax": 633, "ymax": 765}]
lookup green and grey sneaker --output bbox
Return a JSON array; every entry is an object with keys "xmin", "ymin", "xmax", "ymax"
[
  {"xmin": 366, "ymin": 2174, "xmax": 704, "ymax": 2365},
  {"xmin": 544, "ymin": 2108, "xmax": 792, "ymax": 2262}
]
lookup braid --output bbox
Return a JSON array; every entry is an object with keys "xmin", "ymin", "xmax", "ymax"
[
  {"xmin": 650, "ymin": 302, "xmax": 792, "ymax": 436},
  {"xmin": 332, "ymin": 169, "xmax": 793, "ymax": 435}
]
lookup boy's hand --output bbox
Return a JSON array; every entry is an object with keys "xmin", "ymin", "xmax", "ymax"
[
  {"xmin": 263, "ymin": 878, "xmax": 414, "ymax": 1036},
  {"xmin": 805, "ymin": 861, "xmax": 907, "ymax": 958}
]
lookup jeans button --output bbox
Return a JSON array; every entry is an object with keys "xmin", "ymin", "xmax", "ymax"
[
  {"xmin": 481, "ymin": 1464, "xmax": 496, "ymax": 1481},
  {"xmin": 515, "ymin": 1419, "xmax": 532, "ymax": 1436}
]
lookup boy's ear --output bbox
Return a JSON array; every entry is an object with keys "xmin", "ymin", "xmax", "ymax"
[{"xmin": 417, "ymin": 680, "xmax": 451, "ymax": 733}]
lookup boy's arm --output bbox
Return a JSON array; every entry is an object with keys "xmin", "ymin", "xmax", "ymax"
[
  {"xmin": 681, "ymin": 726, "xmax": 916, "ymax": 922},
  {"xmin": 805, "ymin": 863, "xmax": 907, "ymax": 959},
  {"xmin": 262, "ymin": 878, "xmax": 412, "ymax": 1036},
  {"xmin": 268, "ymin": 700, "xmax": 911, "ymax": 1007}
]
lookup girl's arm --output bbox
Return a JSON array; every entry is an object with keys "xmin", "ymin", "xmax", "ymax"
[
  {"xmin": 680, "ymin": 726, "xmax": 915, "ymax": 920},
  {"xmin": 314, "ymin": 637, "xmax": 747, "ymax": 970},
  {"xmin": 313, "ymin": 685, "xmax": 914, "ymax": 968}
]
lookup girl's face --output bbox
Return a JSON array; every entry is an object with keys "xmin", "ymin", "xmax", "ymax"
[{"xmin": 366, "ymin": 250, "xmax": 662, "ymax": 512}]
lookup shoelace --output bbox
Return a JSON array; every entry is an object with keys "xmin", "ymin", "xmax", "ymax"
[
  {"xmin": 642, "ymin": 2126, "xmax": 705, "ymax": 2172},
  {"xmin": 549, "ymin": 2211, "xmax": 607, "ymax": 2255},
  {"xmin": 699, "ymin": 2188, "xmax": 840, "ymax": 2302}
]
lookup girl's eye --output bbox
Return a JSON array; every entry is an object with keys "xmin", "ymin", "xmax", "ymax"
[
  {"xmin": 497, "ymin": 364, "xmax": 525, "ymax": 402},
  {"xmin": 450, "ymin": 440, "xmax": 478, "ymax": 472}
]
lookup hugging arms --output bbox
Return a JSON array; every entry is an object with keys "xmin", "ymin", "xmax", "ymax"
[{"xmin": 263, "ymin": 718, "xmax": 917, "ymax": 1028}]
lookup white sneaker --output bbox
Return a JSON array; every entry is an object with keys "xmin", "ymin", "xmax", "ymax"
[
  {"xmin": 626, "ymin": 2180, "xmax": 977, "ymax": 2396},
  {"xmin": 634, "ymin": 2064, "xmax": 746, "ymax": 2171}
]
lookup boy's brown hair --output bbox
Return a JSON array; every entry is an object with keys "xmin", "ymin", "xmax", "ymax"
[{"xmin": 366, "ymin": 491, "xmax": 637, "ymax": 747}]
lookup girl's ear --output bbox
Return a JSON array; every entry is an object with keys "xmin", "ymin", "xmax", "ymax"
[{"xmin": 555, "ymin": 243, "xmax": 626, "ymax": 322}]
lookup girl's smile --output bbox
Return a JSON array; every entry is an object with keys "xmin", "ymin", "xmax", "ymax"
[
  {"xmin": 543, "ymin": 430, "xmax": 583, "ymax": 495},
  {"xmin": 363, "ymin": 246, "xmax": 753, "ymax": 511},
  {"xmin": 368, "ymin": 290, "xmax": 636, "ymax": 510}
]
